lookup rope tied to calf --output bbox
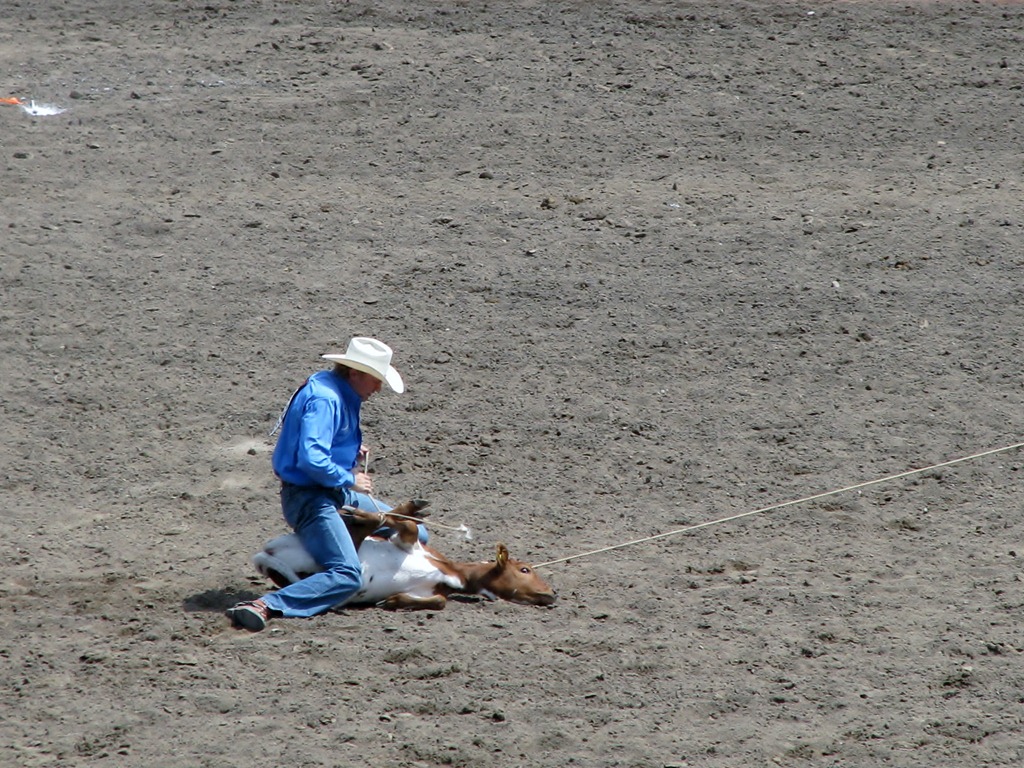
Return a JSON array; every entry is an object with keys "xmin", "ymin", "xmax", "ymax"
[
  {"xmin": 363, "ymin": 449, "xmax": 473, "ymax": 540},
  {"xmin": 364, "ymin": 499, "xmax": 473, "ymax": 540},
  {"xmin": 529, "ymin": 439, "xmax": 1024, "ymax": 570}
]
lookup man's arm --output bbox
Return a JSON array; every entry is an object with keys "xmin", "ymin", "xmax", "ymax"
[{"xmin": 295, "ymin": 398, "xmax": 353, "ymax": 489}]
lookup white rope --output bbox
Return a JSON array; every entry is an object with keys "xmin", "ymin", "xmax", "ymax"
[
  {"xmin": 371, "ymin": 506, "xmax": 473, "ymax": 539},
  {"xmin": 363, "ymin": 449, "xmax": 473, "ymax": 540},
  {"xmin": 530, "ymin": 440, "xmax": 1024, "ymax": 570}
]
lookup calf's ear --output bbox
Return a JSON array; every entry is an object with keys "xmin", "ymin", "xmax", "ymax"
[{"xmin": 495, "ymin": 543, "xmax": 509, "ymax": 568}]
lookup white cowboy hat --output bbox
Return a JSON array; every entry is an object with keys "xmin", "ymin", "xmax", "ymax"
[{"xmin": 322, "ymin": 337, "xmax": 405, "ymax": 393}]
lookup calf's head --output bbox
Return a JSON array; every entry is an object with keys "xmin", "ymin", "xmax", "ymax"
[{"xmin": 483, "ymin": 543, "xmax": 557, "ymax": 606}]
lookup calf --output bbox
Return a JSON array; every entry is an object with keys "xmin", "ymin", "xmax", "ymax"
[{"xmin": 251, "ymin": 501, "xmax": 557, "ymax": 610}]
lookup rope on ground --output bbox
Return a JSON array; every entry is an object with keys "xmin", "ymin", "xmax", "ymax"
[{"xmin": 530, "ymin": 440, "xmax": 1024, "ymax": 570}]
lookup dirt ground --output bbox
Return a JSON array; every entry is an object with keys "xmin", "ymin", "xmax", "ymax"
[{"xmin": 3, "ymin": 0, "xmax": 1024, "ymax": 765}]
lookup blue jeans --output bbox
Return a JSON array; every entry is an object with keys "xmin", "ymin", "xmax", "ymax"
[
  {"xmin": 259, "ymin": 485, "xmax": 427, "ymax": 617},
  {"xmin": 260, "ymin": 484, "xmax": 368, "ymax": 618}
]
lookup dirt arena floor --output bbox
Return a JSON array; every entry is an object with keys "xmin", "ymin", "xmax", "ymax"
[{"xmin": 4, "ymin": 1, "xmax": 1024, "ymax": 765}]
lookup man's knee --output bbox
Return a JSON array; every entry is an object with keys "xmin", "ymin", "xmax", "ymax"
[{"xmin": 327, "ymin": 561, "xmax": 363, "ymax": 591}]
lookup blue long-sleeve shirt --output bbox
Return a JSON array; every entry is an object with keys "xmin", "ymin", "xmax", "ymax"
[{"xmin": 271, "ymin": 369, "xmax": 362, "ymax": 489}]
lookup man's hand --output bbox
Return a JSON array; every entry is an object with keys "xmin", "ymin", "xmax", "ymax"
[{"xmin": 351, "ymin": 471, "xmax": 373, "ymax": 494}]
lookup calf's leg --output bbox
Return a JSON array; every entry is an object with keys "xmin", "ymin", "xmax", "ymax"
[{"xmin": 379, "ymin": 593, "xmax": 447, "ymax": 611}]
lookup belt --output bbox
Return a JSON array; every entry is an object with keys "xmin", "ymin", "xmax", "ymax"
[{"xmin": 280, "ymin": 479, "xmax": 346, "ymax": 498}]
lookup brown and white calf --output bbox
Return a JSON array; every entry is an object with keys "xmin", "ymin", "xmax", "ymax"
[{"xmin": 251, "ymin": 500, "xmax": 557, "ymax": 610}]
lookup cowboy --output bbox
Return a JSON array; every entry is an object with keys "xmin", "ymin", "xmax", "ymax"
[{"xmin": 227, "ymin": 337, "xmax": 406, "ymax": 631}]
